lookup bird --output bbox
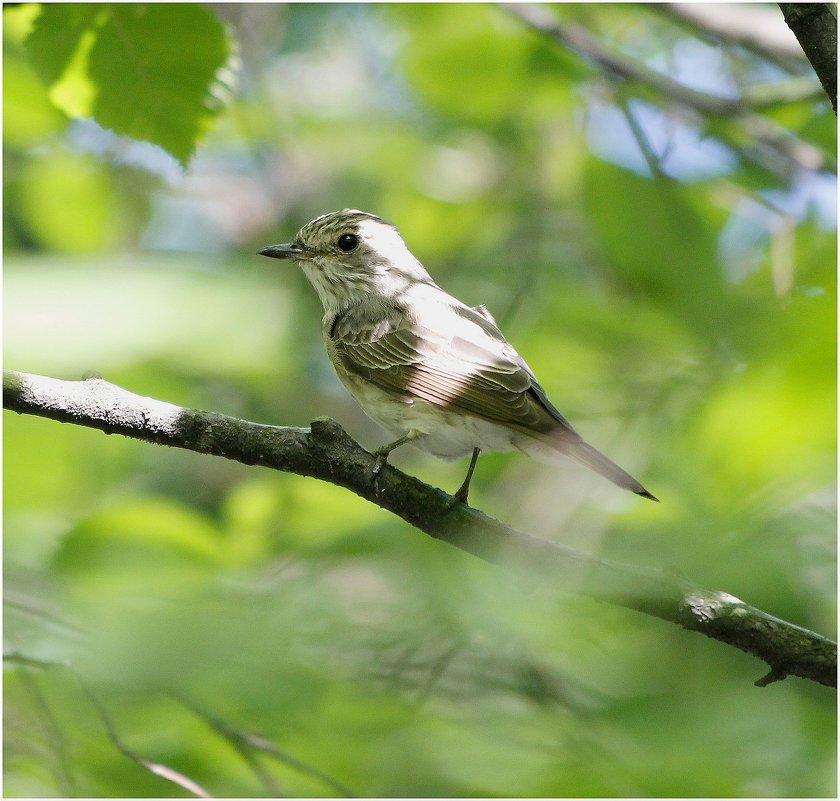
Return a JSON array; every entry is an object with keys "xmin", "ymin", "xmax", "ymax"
[{"xmin": 259, "ymin": 209, "xmax": 656, "ymax": 505}]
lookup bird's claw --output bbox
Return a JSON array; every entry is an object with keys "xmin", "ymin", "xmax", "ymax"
[
  {"xmin": 449, "ymin": 486, "xmax": 470, "ymax": 507},
  {"xmin": 448, "ymin": 447, "xmax": 480, "ymax": 508},
  {"xmin": 370, "ymin": 430, "xmax": 420, "ymax": 485},
  {"xmin": 372, "ymin": 451, "xmax": 388, "ymax": 478}
]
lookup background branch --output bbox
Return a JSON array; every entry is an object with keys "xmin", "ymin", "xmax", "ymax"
[
  {"xmin": 174, "ymin": 694, "xmax": 355, "ymax": 798},
  {"xmin": 3, "ymin": 654, "xmax": 211, "ymax": 799},
  {"xmin": 4, "ymin": 369, "xmax": 835, "ymax": 689},
  {"xmin": 504, "ymin": 3, "xmax": 824, "ymax": 116},
  {"xmin": 662, "ymin": 3, "xmax": 808, "ymax": 64},
  {"xmin": 78, "ymin": 679, "xmax": 211, "ymax": 799}
]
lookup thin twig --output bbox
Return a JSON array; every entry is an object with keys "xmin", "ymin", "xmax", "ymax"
[
  {"xmin": 17, "ymin": 668, "xmax": 77, "ymax": 796},
  {"xmin": 3, "ymin": 653, "xmax": 213, "ymax": 798},
  {"xmin": 618, "ymin": 99, "xmax": 667, "ymax": 179},
  {"xmin": 180, "ymin": 696, "xmax": 285, "ymax": 797},
  {"xmin": 77, "ymin": 678, "xmax": 213, "ymax": 798},
  {"xmin": 175, "ymin": 693, "xmax": 355, "ymax": 798},
  {"xmin": 410, "ymin": 641, "xmax": 465, "ymax": 712}
]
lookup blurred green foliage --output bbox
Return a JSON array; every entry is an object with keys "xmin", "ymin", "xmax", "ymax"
[{"xmin": 4, "ymin": 3, "xmax": 836, "ymax": 797}]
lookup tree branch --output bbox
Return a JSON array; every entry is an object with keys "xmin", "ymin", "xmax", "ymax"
[
  {"xmin": 661, "ymin": 3, "xmax": 808, "ymax": 64},
  {"xmin": 503, "ymin": 3, "xmax": 825, "ymax": 116},
  {"xmin": 779, "ymin": 3, "xmax": 837, "ymax": 112},
  {"xmin": 4, "ymin": 369, "xmax": 836, "ymax": 689}
]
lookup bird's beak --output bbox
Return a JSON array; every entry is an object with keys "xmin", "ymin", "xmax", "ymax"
[{"xmin": 258, "ymin": 242, "xmax": 305, "ymax": 260}]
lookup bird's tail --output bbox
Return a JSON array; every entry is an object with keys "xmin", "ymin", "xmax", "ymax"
[{"xmin": 516, "ymin": 430, "xmax": 658, "ymax": 501}]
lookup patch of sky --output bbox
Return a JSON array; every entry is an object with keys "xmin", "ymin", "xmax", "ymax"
[
  {"xmin": 763, "ymin": 171, "xmax": 837, "ymax": 230},
  {"xmin": 142, "ymin": 195, "xmax": 228, "ymax": 254},
  {"xmin": 68, "ymin": 119, "xmax": 183, "ymax": 185},
  {"xmin": 584, "ymin": 100, "xmax": 738, "ymax": 181},
  {"xmin": 718, "ymin": 198, "xmax": 774, "ymax": 284},
  {"xmin": 718, "ymin": 170, "xmax": 836, "ymax": 287},
  {"xmin": 645, "ymin": 36, "xmax": 741, "ymax": 99}
]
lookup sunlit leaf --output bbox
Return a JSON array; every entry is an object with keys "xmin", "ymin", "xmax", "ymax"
[
  {"xmin": 23, "ymin": 3, "xmax": 100, "ymax": 85},
  {"xmin": 24, "ymin": 3, "xmax": 233, "ymax": 164}
]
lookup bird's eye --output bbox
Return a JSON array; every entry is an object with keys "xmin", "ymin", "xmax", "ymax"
[{"xmin": 337, "ymin": 233, "xmax": 358, "ymax": 252}]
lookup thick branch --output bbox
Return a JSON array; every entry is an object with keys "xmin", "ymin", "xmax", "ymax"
[
  {"xmin": 4, "ymin": 370, "xmax": 836, "ymax": 689},
  {"xmin": 779, "ymin": 4, "xmax": 837, "ymax": 112}
]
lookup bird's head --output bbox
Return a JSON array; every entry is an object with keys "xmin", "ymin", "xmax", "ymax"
[{"xmin": 259, "ymin": 209, "xmax": 432, "ymax": 315}]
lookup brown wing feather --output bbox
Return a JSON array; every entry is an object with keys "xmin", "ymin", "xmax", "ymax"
[{"xmin": 330, "ymin": 302, "xmax": 567, "ymax": 432}]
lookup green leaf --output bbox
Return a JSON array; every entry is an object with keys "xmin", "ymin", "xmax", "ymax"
[
  {"xmin": 23, "ymin": 3, "xmax": 100, "ymax": 85},
  {"xmin": 88, "ymin": 5, "xmax": 232, "ymax": 163},
  {"xmin": 24, "ymin": 3, "xmax": 233, "ymax": 164},
  {"xmin": 52, "ymin": 496, "xmax": 226, "ymax": 592},
  {"xmin": 583, "ymin": 157, "xmax": 725, "ymax": 332},
  {"xmin": 391, "ymin": 5, "xmax": 539, "ymax": 124},
  {"xmin": 16, "ymin": 151, "xmax": 122, "ymax": 252},
  {"xmin": 3, "ymin": 47, "xmax": 67, "ymax": 147}
]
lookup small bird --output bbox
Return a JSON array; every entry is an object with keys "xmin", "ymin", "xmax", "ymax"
[{"xmin": 260, "ymin": 209, "xmax": 656, "ymax": 504}]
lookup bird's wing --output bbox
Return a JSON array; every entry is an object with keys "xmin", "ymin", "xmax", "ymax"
[
  {"xmin": 332, "ymin": 299, "xmax": 653, "ymax": 498},
  {"xmin": 330, "ymin": 300, "xmax": 575, "ymax": 434}
]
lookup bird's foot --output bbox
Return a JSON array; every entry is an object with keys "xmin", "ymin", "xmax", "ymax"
[
  {"xmin": 371, "ymin": 430, "xmax": 421, "ymax": 480},
  {"xmin": 448, "ymin": 448, "xmax": 481, "ymax": 507}
]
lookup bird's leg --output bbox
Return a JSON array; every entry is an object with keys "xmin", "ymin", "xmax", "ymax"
[
  {"xmin": 452, "ymin": 448, "xmax": 481, "ymax": 506},
  {"xmin": 371, "ymin": 429, "xmax": 421, "ymax": 477}
]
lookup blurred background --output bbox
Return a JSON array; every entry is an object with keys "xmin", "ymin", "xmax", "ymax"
[{"xmin": 4, "ymin": 3, "xmax": 836, "ymax": 796}]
